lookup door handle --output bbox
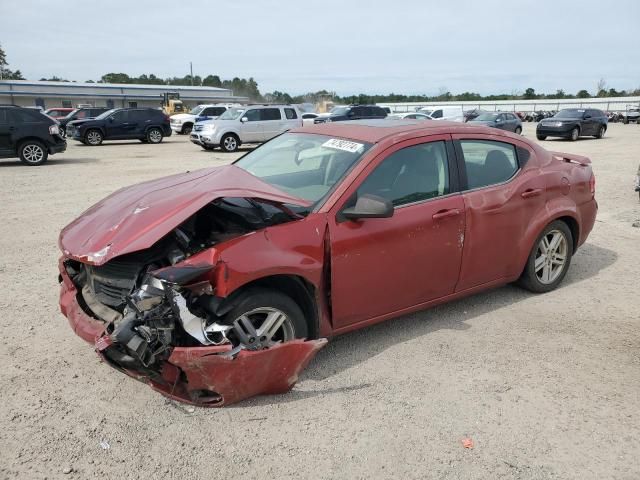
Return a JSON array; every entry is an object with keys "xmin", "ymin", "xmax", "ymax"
[
  {"xmin": 521, "ymin": 188, "xmax": 543, "ymax": 199},
  {"xmin": 432, "ymin": 208, "xmax": 461, "ymax": 220}
]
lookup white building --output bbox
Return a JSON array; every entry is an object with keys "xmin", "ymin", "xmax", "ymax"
[{"xmin": 0, "ymin": 80, "xmax": 248, "ymax": 109}]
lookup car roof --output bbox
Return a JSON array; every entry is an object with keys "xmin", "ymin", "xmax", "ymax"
[{"xmin": 292, "ymin": 119, "xmax": 509, "ymax": 143}]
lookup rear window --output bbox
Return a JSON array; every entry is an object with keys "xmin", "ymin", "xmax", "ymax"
[
  {"xmin": 11, "ymin": 109, "xmax": 44, "ymax": 123},
  {"xmin": 284, "ymin": 108, "xmax": 298, "ymax": 119}
]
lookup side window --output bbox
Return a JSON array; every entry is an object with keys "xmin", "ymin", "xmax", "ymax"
[
  {"xmin": 244, "ymin": 109, "xmax": 260, "ymax": 121},
  {"xmin": 76, "ymin": 110, "xmax": 87, "ymax": 119},
  {"xmin": 302, "ymin": 113, "xmax": 316, "ymax": 119},
  {"xmin": 131, "ymin": 110, "xmax": 152, "ymax": 121},
  {"xmin": 260, "ymin": 108, "xmax": 282, "ymax": 121},
  {"xmin": 10, "ymin": 109, "xmax": 39, "ymax": 123},
  {"xmin": 356, "ymin": 141, "xmax": 450, "ymax": 207},
  {"xmin": 284, "ymin": 108, "xmax": 298, "ymax": 119},
  {"xmin": 431, "ymin": 109, "xmax": 443, "ymax": 119},
  {"xmin": 459, "ymin": 140, "xmax": 518, "ymax": 190},
  {"xmin": 211, "ymin": 107, "xmax": 227, "ymax": 116},
  {"xmin": 110, "ymin": 110, "xmax": 128, "ymax": 122},
  {"xmin": 0, "ymin": 109, "xmax": 8, "ymax": 124}
]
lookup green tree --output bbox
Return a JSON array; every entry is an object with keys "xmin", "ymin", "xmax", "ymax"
[
  {"xmin": 523, "ymin": 87, "xmax": 537, "ymax": 99},
  {"xmin": 0, "ymin": 43, "xmax": 25, "ymax": 80},
  {"xmin": 576, "ymin": 89, "xmax": 590, "ymax": 98},
  {"xmin": 100, "ymin": 73, "xmax": 131, "ymax": 83}
]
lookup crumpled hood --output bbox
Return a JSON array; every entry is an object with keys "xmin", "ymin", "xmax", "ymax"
[{"xmin": 59, "ymin": 165, "xmax": 311, "ymax": 265}]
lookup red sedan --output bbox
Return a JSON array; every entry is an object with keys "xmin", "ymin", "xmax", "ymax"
[{"xmin": 58, "ymin": 120, "xmax": 597, "ymax": 406}]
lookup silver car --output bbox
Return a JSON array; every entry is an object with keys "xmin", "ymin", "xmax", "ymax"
[{"xmin": 468, "ymin": 111, "xmax": 523, "ymax": 134}]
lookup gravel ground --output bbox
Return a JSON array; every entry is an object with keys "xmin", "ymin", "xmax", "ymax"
[{"xmin": 0, "ymin": 124, "xmax": 639, "ymax": 480}]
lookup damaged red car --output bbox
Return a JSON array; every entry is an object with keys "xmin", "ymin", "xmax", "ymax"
[{"xmin": 59, "ymin": 120, "xmax": 597, "ymax": 406}]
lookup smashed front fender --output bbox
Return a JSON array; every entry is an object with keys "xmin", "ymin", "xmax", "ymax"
[{"xmin": 97, "ymin": 337, "xmax": 327, "ymax": 407}]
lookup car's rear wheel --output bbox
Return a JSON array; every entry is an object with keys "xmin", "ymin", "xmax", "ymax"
[
  {"xmin": 569, "ymin": 127, "xmax": 579, "ymax": 141},
  {"xmin": 19, "ymin": 140, "xmax": 48, "ymax": 166},
  {"xmin": 181, "ymin": 123, "xmax": 193, "ymax": 135},
  {"xmin": 536, "ymin": 134, "xmax": 546, "ymax": 140},
  {"xmin": 85, "ymin": 129, "xmax": 103, "ymax": 146},
  {"xmin": 223, "ymin": 288, "xmax": 308, "ymax": 350},
  {"xmin": 147, "ymin": 127, "xmax": 163, "ymax": 144},
  {"xmin": 518, "ymin": 220, "xmax": 573, "ymax": 293},
  {"xmin": 595, "ymin": 125, "xmax": 605, "ymax": 139},
  {"xmin": 221, "ymin": 133, "xmax": 239, "ymax": 152},
  {"xmin": 515, "ymin": 126, "xmax": 522, "ymax": 135}
]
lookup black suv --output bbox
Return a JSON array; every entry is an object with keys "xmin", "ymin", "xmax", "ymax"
[
  {"xmin": 314, "ymin": 105, "xmax": 388, "ymax": 123},
  {"xmin": 69, "ymin": 108, "xmax": 172, "ymax": 145},
  {"xmin": 536, "ymin": 108, "xmax": 608, "ymax": 141},
  {"xmin": 0, "ymin": 105, "xmax": 66, "ymax": 165},
  {"xmin": 59, "ymin": 107, "xmax": 110, "ymax": 137}
]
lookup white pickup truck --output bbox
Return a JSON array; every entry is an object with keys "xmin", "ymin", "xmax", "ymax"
[{"xmin": 170, "ymin": 104, "xmax": 238, "ymax": 135}]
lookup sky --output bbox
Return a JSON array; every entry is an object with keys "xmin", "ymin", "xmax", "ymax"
[{"xmin": 1, "ymin": 0, "xmax": 639, "ymax": 96}]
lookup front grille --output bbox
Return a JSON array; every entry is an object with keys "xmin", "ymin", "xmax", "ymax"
[{"xmin": 86, "ymin": 259, "xmax": 144, "ymax": 309}]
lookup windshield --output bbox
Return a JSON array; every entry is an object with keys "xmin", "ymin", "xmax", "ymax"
[
  {"xmin": 555, "ymin": 109, "xmax": 585, "ymax": 119},
  {"xmin": 418, "ymin": 109, "xmax": 433, "ymax": 116},
  {"xmin": 218, "ymin": 107, "xmax": 246, "ymax": 120},
  {"xmin": 475, "ymin": 113, "xmax": 500, "ymax": 121},
  {"xmin": 189, "ymin": 105, "xmax": 206, "ymax": 115},
  {"xmin": 94, "ymin": 109, "xmax": 117, "ymax": 120},
  {"xmin": 64, "ymin": 109, "xmax": 80, "ymax": 119},
  {"xmin": 234, "ymin": 133, "xmax": 372, "ymax": 204},
  {"xmin": 330, "ymin": 107, "xmax": 349, "ymax": 116}
]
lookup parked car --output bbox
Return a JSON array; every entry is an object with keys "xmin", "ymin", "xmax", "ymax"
[
  {"xmin": 58, "ymin": 120, "xmax": 597, "ymax": 406},
  {"xmin": 171, "ymin": 104, "xmax": 233, "ymax": 135},
  {"xmin": 44, "ymin": 107, "xmax": 75, "ymax": 119},
  {"xmin": 623, "ymin": 108, "xmax": 640, "ymax": 124},
  {"xmin": 190, "ymin": 104, "xmax": 302, "ymax": 152},
  {"xmin": 302, "ymin": 112, "xmax": 320, "ymax": 125},
  {"xmin": 69, "ymin": 108, "xmax": 172, "ymax": 146},
  {"xmin": 468, "ymin": 111, "xmax": 523, "ymax": 134},
  {"xmin": 0, "ymin": 105, "xmax": 66, "ymax": 165},
  {"xmin": 387, "ymin": 112, "xmax": 431, "ymax": 120},
  {"xmin": 417, "ymin": 105, "xmax": 464, "ymax": 122},
  {"xmin": 59, "ymin": 107, "xmax": 110, "ymax": 138},
  {"xmin": 536, "ymin": 108, "xmax": 607, "ymax": 141},
  {"xmin": 313, "ymin": 105, "xmax": 387, "ymax": 124}
]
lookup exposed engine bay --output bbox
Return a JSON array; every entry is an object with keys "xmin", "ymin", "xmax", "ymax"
[{"xmin": 62, "ymin": 197, "xmax": 306, "ymax": 383}]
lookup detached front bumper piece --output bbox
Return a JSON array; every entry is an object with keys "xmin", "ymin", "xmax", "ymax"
[{"xmin": 98, "ymin": 336, "xmax": 327, "ymax": 407}]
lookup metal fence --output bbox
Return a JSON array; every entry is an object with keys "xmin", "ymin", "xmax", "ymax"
[{"xmin": 379, "ymin": 97, "xmax": 640, "ymax": 113}]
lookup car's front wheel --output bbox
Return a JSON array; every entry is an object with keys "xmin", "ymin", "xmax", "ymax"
[
  {"xmin": 223, "ymin": 288, "xmax": 309, "ymax": 350},
  {"xmin": 569, "ymin": 127, "xmax": 580, "ymax": 141},
  {"xmin": 515, "ymin": 126, "xmax": 522, "ymax": 135},
  {"xmin": 595, "ymin": 126, "xmax": 606, "ymax": 139},
  {"xmin": 85, "ymin": 129, "xmax": 103, "ymax": 146},
  {"xmin": 181, "ymin": 123, "xmax": 193, "ymax": 135},
  {"xmin": 220, "ymin": 133, "xmax": 239, "ymax": 152},
  {"xmin": 19, "ymin": 140, "xmax": 48, "ymax": 166},
  {"xmin": 536, "ymin": 134, "xmax": 546, "ymax": 140},
  {"xmin": 147, "ymin": 127, "xmax": 163, "ymax": 144},
  {"xmin": 518, "ymin": 220, "xmax": 573, "ymax": 293}
]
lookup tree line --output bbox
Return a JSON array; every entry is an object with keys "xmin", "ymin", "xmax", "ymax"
[{"xmin": 1, "ymin": 43, "xmax": 639, "ymax": 103}]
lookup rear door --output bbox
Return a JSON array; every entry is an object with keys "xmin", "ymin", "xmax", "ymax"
[
  {"xmin": 0, "ymin": 109, "xmax": 14, "ymax": 155},
  {"xmin": 329, "ymin": 136, "xmax": 465, "ymax": 328},
  {"xmin": 452, "ymin": 134, "xmax": 545, "ymax": 290},
  {"xmin": 258, "ymin": 107, "xmax": 283, "ymax": 140}
]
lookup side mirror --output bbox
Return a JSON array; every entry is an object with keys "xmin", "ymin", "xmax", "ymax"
[
  {"xmin": 241, "ymin": 116, "xmax": 249, "ymax": 123},
  {"xmin": 496, "ymin": 118, "xmax": 503, "ymax": 123},
  {"xmin": 341, "ymin": 194, "xmax": 394, "ymax": 221}
]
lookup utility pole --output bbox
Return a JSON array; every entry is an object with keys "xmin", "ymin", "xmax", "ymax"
[{"xmin": 190, "ymin": 62, "xmax": 193, "ymax": 86}]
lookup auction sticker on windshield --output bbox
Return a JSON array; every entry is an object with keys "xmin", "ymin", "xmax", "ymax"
[{"xmin": 322, "ymin": 138, "xmax": 364, "ymax": 153}]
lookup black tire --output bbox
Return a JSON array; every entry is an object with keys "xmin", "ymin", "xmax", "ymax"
[
  {"xmin": 18, "ymin": 140, "xmax": 48, "ymax": 166},
  {"xmin": 223, "ymin": 288, "xmax": 309, "ymax": 349},
  {"xmin": 220, "ymin": 133, "xmax": 239, "ymax": 152},
  {"xmin": 146, "ymin": 127, "xmax": 163, "ymax": 144},
  {"xmin": 595, "ymin": 125, "xmax": 605, "ymax": 139},
  {"xmin": 569, "ymin": 127, "xmax": 579, "ymax": 141},
  {"xmin": 85, "ymin": 129, "xmax": 103, "ymax": 146},
  {"xmin": 181, "ymin": 123, "xmax": 193, "ymax": 135},
  {"xmin": 517, "ymin": 220, "xmax": 573, "ymax": 293},
  {"xmin": 514, "ymin": 126, "xmax": 522, "ymax": 135},
  {"xmin": 536, "ymin": 134, "xmax": 546, "ymax": 140}
]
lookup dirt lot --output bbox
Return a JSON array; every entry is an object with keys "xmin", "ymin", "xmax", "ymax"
[{"xmin": 1, "ymin": 124, "xmax": 639, "ymax": 480}]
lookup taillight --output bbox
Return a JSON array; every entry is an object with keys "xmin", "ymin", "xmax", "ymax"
[
  {"xmin": 49, "ymin": 124, "xmax": 60, "ymax": 136},
  {"xmin": 589, "ymin": 174, "xmax": 595, "ymax": 196}
]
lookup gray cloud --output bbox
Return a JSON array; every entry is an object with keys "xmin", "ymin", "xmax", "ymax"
[{"xmin": 1, "ymin": 0, "xmax": 638, "ymax": 95}]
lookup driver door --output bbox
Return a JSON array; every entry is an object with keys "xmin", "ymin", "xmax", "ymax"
[
  {"xmin": 239, "ymin": 109, "xmax": 263, "ymax": 142},
  {"xmin": 328, "ymin": 136, "xmax": 465, "ymax": 330},
  {"xmin": 105, "ymin": 110, "xmax": 130, "ymax": 139}
]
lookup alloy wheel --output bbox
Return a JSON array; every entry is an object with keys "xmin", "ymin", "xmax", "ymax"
[
  {"xmin": 148, "ymin": 129, "xmax": 162, "ymax": 143},
  {"xmin": 223, "ymin": 136, "xmax": 237, "ymax": 151},
  {"xmin": 86, "ymin": 131, "xmax": 102, "ymax": 145},
  {"xmin": 534, "ymin": 229, "xmax": 568, "ymax": 285},
  {"xmin": 22, "ymin": 144, "xmax": 44, "ymax": 164},
  {"xmin": 230, "ymin": 307, "xmax": 295, "ymax": 350}
]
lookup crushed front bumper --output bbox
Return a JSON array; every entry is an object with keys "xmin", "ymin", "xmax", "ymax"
[{"xmin": 58, "ymin": 259, "xmax": 327, "ymax": 407}]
